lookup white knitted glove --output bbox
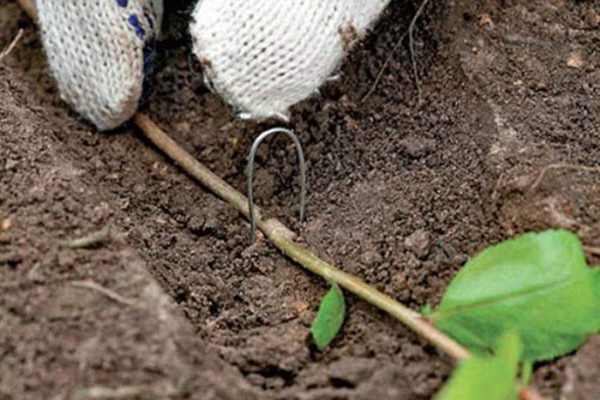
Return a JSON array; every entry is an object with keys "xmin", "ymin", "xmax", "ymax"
[
  {"xmin": 191, "ymin": 0, "xmax": 390, "ymax": 120},
  {"xmin": 36, "ymin": 0, "xmax": 163, "ymax": 131},
  {"xmin": 36, "ymin": 0, "xmax": 389, "ymax": 130}
]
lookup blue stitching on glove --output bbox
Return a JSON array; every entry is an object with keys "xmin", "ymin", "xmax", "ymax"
[
  {"xmin": 117, "ymin": 0, "xmax": 158, "ymax": 104},
  {"xmin": 127, "ymin": 14, "xmax": 146, "ymax": 40}
]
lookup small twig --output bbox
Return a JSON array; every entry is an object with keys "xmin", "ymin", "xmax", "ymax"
[
  {"xmin": 0, "ymin": 277, "xmax": 65, "ymax": 290},
  {"xmin": 529, "ymin": 163, "xmax": 600, "ymax": 192},
  {"xmin": 247, "ymin": 127, "xmax": 307, "ymax": 243},
  {"xmin": 491, "ymin": 171, "xmax": 505, "ymax": 200},
  {"xmin": 409, "ymin": 0, "xmax": 431, "ymax": 104},
  {"xmin": 75, "ymin": 385, "xmax": 176, "ymax": 399},
  {"xmin": 0, "ymin": 29, "xmax": 24, "ymax": 63},
  {"xmin": 63, "ymin": 224, "xmax": 112, "ymax": 249},
  {"xmin": 361, "ymin": 31, "xmax": 408, "ymax": 103},
  {"xmin": 70, "ymin": 280, "xmax": 138, "ymax": 308},
  {"xmin": 584, "ymin": 246, "xmax": 600, "ymax": 257},
  {"xmin": 362, "ymin": 0, "xmax": 431, "ymax": 103}
]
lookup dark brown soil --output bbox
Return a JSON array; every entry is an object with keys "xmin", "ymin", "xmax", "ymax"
[{"xmin": 1, "ymin": 0, "xmax": 599, "ymax": 399}]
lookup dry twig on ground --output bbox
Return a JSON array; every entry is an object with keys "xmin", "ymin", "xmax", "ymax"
[
  {"xmin": 362, "ymin": 0, "xmax": 431, "ymax": 103},
  {"xmin": 75, "ymin": 384, "xmax": 177, "ymax": 399},
  {"xmin": 70, "ymin": 280, "xmax": 138, "ymax": 308},
  {"xmin": 530, "ymin": 163, "xmax": 600, "ymax": 192},
  {"xmin": 409, "ymin": 0, "xmax": 431, "ymax": 103},
  {"xmin": 0, "ymin": 29, "xmax": 24, "ymax": 63},
  {"xmin": 63, "ymin": 224, "xmax": 112, "ymax": 249}
]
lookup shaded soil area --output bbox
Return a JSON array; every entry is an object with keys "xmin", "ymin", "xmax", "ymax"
[
  {"xmin": 1, "ymin": 0, "xmax": 599, "ymax": 399},
  {"xmin": 0, "ymin": 65, "xmax": 259, "ymax": 400}
]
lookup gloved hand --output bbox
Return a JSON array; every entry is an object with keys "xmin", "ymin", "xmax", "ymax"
[{"xmin": 35, "ymin": 0, "xmax": 390, "ymax": 131}]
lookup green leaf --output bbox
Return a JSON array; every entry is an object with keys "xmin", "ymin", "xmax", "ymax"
[
  {"xmin": 311, "ymin": 283, "xmax": 346, "ymax": 351},
  {"xmin": 422, "ymin": 303, "xmax": 433, "ymax": 316},
  {"xmin": 431, "ymin": 230, "xmax": 596, "ymax": 361},
  {"xmin": 434, "ymin": 332, "xmax": 521, "ymax": 400},
  {"xmin": 520, "ymin": 361, "xmax": 533, "ymax": 386},
  {"xmin": 593, "ymin": 268, "xmax": 600, "ymax": 331}
]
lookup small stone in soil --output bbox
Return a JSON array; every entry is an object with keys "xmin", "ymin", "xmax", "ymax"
[
  {"xmin": 404, "ymin": 229, "xmax": 431, "ymax": 259},
  {"xmin": 1, "ymin": 218, "xmax": 11, "ymax": 231},
  {"xmin": 360, "ymin": 250, "xmax": 382, "ymax": 266}
]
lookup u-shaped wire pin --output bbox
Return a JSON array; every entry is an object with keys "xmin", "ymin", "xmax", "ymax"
[{"xmin": 247, "ymin": 128, "xmax": 307, "ymax": 244}]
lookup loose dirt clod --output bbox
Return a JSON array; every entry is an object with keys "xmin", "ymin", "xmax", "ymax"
[{"xmin": 566, "ymin": 54, "xmax": 583, "ymax": 69}]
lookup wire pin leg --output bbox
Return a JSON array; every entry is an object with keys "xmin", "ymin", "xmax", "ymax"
[{"xmin": 247, "ymin": 128, "xmax": 307, "ymax": 243}]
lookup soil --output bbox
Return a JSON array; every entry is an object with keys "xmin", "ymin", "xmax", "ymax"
[{"xmin": 1, "ymin": 0, "xmax": 599, "ymax": 399}]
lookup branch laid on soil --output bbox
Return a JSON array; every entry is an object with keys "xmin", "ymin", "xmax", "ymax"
[{"xmin": 0, "ymin": 29, "xmax": 24, "ymax": 62}]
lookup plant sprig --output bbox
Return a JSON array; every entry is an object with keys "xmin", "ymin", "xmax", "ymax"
[{"xmin": 429, "ymin": 230, "xmax": 598, "ymax": 362}]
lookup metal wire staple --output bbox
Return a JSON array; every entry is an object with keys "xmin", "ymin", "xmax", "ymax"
[{"xmin": 247, "ymin": 128, "xmax": 307, "ymax": 243}]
